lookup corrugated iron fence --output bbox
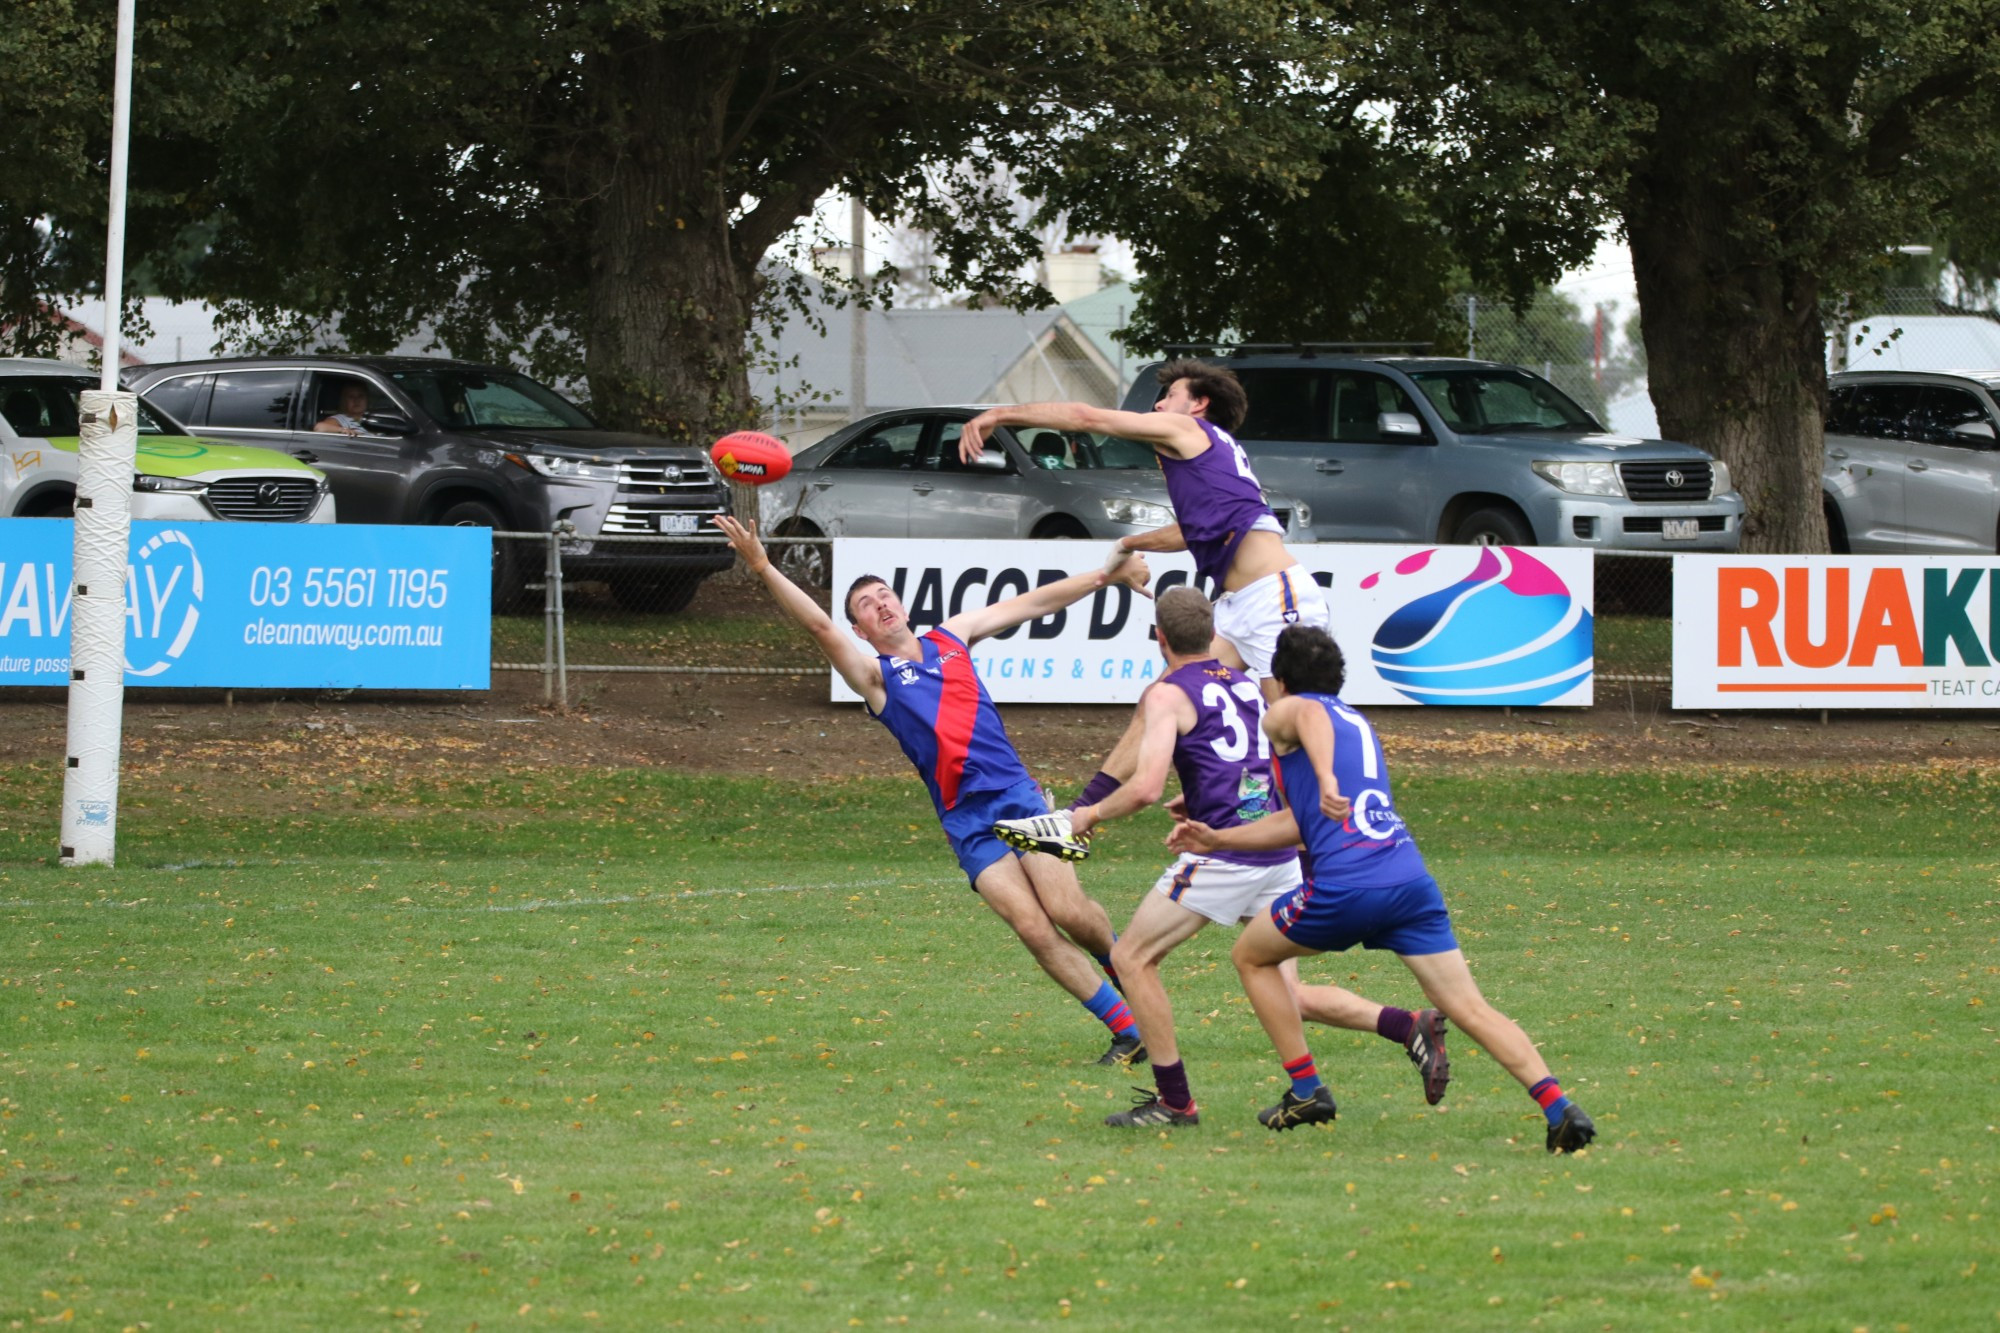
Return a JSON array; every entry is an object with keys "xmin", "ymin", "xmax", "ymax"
[{"xmin": 494, "ymin": 532, "xmax": 1674, "ymax": 707}]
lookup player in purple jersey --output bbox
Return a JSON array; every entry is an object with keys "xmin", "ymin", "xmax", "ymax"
[
  {"xmin": 1037, "ymin": 588, "xmax": 1449, "ymax": 1128},
  {"xmin": 714, "ymin": 515, "xmax": 1156, "ymax": 1066},
  {"xmin": 1170, "ymin": 625, "xmax": 1596, "ymax": 1152},
  {"xmin": 965, "ymin": 359, "xmax": 1330, "ymax": 863}
]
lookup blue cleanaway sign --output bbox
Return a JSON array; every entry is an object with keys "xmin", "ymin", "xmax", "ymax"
[{"xmin": 0, "ymin": 520, "xmax": 490, "ymax": 689}]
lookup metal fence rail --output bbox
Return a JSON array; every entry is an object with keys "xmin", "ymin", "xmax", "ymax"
[{"xmin": 494, "ymin": 531, "xmax": 1677, "ymax": 707}]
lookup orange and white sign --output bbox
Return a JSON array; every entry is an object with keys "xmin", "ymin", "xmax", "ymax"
[{"xmin": 1674, "ymin": 555, "xmax": 2000, "ymax": 708}]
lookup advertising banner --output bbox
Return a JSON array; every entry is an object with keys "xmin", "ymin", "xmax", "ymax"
[
  {"xmin": 829, "ymin": 539, "xmax": 1594, "ymax": 707},
  {"xmin": 1673, "ymin": 554, "xmax": 2000, "ymax": 708},
  {"xmin": 0, "ymin": 520, "xmax": 490, "ymax": 689}
]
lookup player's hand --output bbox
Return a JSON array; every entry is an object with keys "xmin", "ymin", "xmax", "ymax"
[
  {"xmin": 959, "ymin": 412, "xmax": 999, "ymax": 464},
  {"xmin": 1321, "ymin": 788, "xmax": 1351, "ymax": 821},
  {"xmin": 711, "ymin": 515, "xmax": 770, "ymax": 575},
  {"xmin": 1166, "ymin": 818, "xmax": 1219, "ymax": 854},
  {"xmin": 1164, "ymin": 792, "xmax": 1187, "ymax": 821},
  {"xmin": 1105, "ymin": 550, "xmax": 1152, "ymax": 597}
]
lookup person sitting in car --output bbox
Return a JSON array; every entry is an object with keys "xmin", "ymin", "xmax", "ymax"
[{"xmin": 315, "ymin": 380, "xmax": 375, "ymax": 436}]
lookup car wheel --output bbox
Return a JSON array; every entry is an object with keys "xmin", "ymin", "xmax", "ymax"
[
  {"xmin": 609, "ymin": 574, "xmax": 702, "ymax": 614},
  {"xmin": 1822, "ymin": 497, "xmax": 1851, "ymax": 553},
  {"xmin": 772, "ymin": 519, "xmax": 828, "ymax": 589},
  {"xmin": 1450, "ymin": 507, "xmax": 1533, "ymax": 546},
  {"xmin": 20, "ymin": 490, "xmax": 75, "ymax": 518},
  {"xmin": 436, "ymin": 497, "xmax": 528, "ymax": 612},
  {"xmin": 1031, "ymin": 515, "xmax": 1090, "ymax": 539}
]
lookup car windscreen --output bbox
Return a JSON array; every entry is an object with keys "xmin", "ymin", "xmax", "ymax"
[
  {"xmin": 1, "ymin": 376, "xmax": 178, "ymax": 437},
  {"xmin": 388, "ymin": 368, "xmax": 597, "ymax": 430},
  {"xmin": 1077, "ymin": 434, "xmax": 1159, "ymax": 469},
  {"xmin": 1405, "ymin": 368, "xmax": 1600, "ymax": 434}
]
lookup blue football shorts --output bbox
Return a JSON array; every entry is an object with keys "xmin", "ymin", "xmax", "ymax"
[
  {"xmin": 1267, "ymin": 871, "xmax": 1460, "ymax": 957},
  {"xmin": 940, "ymin": 777, "xmax": 1049, "ymax": 888}
]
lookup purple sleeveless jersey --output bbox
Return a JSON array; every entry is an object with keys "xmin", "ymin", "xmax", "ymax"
[
  {"xmin": 1158, "ymin": 419, "xmax": 1277, "ymax": 587},
  {"xmin": 1159, "ymin": 659, "xmax": 1294, "ymax": 867}
]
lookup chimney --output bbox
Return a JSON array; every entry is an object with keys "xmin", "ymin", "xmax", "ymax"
[{"xmin": 1044, "ymin": 244, "xmax": 1103, "ymax": 304}]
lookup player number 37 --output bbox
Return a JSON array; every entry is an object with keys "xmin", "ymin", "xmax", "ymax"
[{"xmin": 1202, "ymin": 680, "xmax": 1268, "ymax": 762}]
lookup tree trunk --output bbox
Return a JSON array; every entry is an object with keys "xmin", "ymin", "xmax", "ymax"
[
  {"xmin": 1627, "ymin": 182, "xmax": 1830, "ymax": 554},
  {"xmin": 582, "ymin": 42, "xmax": 759, "ymax": 444}
]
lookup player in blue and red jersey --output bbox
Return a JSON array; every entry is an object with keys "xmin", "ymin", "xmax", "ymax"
[
  {"xmin": 964, "ymin": 360, "xmax": 1330, "ymax": 862},
  {"xmin": 1170, "ymin": 625, "xmax": 1596, "ymax": 1153},
  {"xmin": 714, "ymin": 515, "xmax": 1154, "ymax": 1066},
  {"xmin": 1046, "ymin": 588, "xmax": 1449, "ymax": 1129}
]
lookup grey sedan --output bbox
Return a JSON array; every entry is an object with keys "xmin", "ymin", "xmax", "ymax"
[{"xmin": 756, "ymin": 406, "xmax": 1315, "ymax": 587}]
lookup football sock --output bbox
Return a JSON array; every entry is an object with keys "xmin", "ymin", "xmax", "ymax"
[
  {"xmin": 1529, "ymin": 1077, "xmax": 1573, "ymax": 1126},
  {"xmin": 1083, "ymin": 982, "xmax": 1138, "ymax": 1037},
  {"xmin": 1283, "ymin": 1053, "xmax": 1323, "ymax": 1098},
  {"xmin": 1069, "ymin": 770, "xmax": 1120, "ymax": 812},
  {"xmin": 1094, "ymin": 950, "xmax": 1122, "ymax": 991},
  {"xmin": 1374, "ymin": 1006, "xmax": 1415, "ymax": 1045},
  {"xmin": 1152, "ymin": 1059, "xmax": 1194, "ymax": 1113}
]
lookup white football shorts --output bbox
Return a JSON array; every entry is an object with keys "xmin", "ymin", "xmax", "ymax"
[
  {"xmin": 1151, "ymin": 852, "xmax": 1303, "ymax": 927},
  {"xmin": 1213, "ymin": 565, "xmax": 1331, "ymax": 681}
]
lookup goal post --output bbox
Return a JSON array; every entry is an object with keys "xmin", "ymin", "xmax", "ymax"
[{"xmin": 59, "ymin": 0, "xmax": 138, "ymax": 867}]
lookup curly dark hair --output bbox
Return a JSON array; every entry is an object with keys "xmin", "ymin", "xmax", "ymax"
[
  {"xmin": 1155, "ymin": 358, "xmax": 1248, "ymax": 433},
  {"xmin": 1271, "ymin": 625, "xmax": 1346, "ymax": 696}
]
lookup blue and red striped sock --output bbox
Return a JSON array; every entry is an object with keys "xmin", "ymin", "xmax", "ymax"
[
  {"xmin": 1083, "ymin": 982, "xmax": 1137, "ymax": 1038},
  {"xmin": 1529, "ymin": 1077, "xmax": 1573, "ymax": 1126},
  {"xmin": 1283, "ymin": 1053, "xmax": 1322, "ymax": 1098}
]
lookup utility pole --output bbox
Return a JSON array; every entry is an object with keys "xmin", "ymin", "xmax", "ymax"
[{"xmin": 850, "ymin": 197, "xmax": 867, "ymax": 422}]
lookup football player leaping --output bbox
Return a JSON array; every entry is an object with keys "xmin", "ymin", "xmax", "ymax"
[{"xmin": 714, "ymin": 514, "xmax": 1153, "ymax": 1068}]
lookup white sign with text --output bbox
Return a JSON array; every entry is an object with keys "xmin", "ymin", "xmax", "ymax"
[{"xmin": 827, "ymin": 539, "xmax": 1595, "ymax": 707}]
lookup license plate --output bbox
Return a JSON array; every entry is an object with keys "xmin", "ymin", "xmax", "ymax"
[
  {"xmin": 1662, "ymin": 518, "xmax": 1700, "ymax": 541},
  {"xmin": 657, "ymin": 513, "xmax": 700, "ymax": 535}
]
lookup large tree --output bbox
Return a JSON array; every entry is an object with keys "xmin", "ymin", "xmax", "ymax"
[
  {"xmin": 1064, "ymin": 2, "xmax": 2000, "ymax": 551},
  {"xmin": 6, "ymin": 0, "xmax": 1333, "ymax": 439}
]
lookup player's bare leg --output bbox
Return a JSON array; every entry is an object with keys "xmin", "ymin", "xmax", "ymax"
[
  {"xmin": 1291, "ymin": 967, "xmax": 1384, "ymax": 1030},
  {"xmin": 1108, "ymin": 893, "xmax": 1209, "ymax": 1068},
  {"xmin": 1397, "ymin": 949, "xmax": 1547, "ymax": 1088},
  {"xmin": 1231, "ymin": 917, "xmax": 1339, "ymax": 1129},
  {"xmin": 1400, "ymin": 948, "xmax": 1592, "ymax": 1151},
  {"xmin": 972, "ymin": 857, "xmax": 1108, "ymax": 1003},
  {"xmin": 1019, "ymin": 852, "xmax": 1117, "ymax": 960}
]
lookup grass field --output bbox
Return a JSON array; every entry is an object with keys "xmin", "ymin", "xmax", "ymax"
[{"xmin": 1, "ymin": 759, "xmax": 1994, "ymax": 1328}]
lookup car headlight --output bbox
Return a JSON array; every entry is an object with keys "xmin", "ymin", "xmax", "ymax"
[
  {"xmin": 515, "ymin": 453, "xmax": 620, "ymax": 481},
  {"xmin": 132, "ymin": 474, "xmax": 207, "ymax": 493},
  {"xmin": 1531, "ymin": 460, "xmax": 1624, "ymax": 497},
  {"xmin": 1710, "ymin": 460, "xmax": 1734, "ymax": 497},
  {"xmin": 1101, "ymin": 496, "xmax": 1173, "ymax": 527}
]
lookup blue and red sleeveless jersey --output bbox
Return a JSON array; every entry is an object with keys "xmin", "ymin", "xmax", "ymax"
[
  {"xmin": 867, "ymin": 627, "xmax": 1035, "ymax": 814},
  {"xmin": 1158, "ymin": 418, "xmax": 1278, "ymax": 587},
  {"xmin": 1158, "ymin": 659, "xmax": 1293, "ymax": 867},
  {"xmin": 1275, "ymin": 693, "xmax": 1428, "ymax": 889}
]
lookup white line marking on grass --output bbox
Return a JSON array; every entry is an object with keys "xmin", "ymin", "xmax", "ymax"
[{"xmin": 0, "ymin": 877, "xmax": 925, "ymax": 916}]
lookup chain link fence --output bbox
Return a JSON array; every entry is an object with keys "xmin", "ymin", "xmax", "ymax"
[{"xmin": 494, "ymin": 531, "xmax": 1674, "ymax": 706}]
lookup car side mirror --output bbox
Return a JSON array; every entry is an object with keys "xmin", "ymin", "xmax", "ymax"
[
  {"xmin": 1951, "ymin": 419, "xmax": 1997, "ymax": 443},
  {"xmin": 969, "ymin": 447, "xmax": 1009, "ymax": 470},
  {"xmin": 360, "ymin": 411, "xmax": 417, "ymax": 436},
  {"xmin": 1378, "ymin": 411, "xmax": 1424, "ymax": 438}
]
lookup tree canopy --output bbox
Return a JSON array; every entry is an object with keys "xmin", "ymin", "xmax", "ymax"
[{"xmin": 5, "ymin": 0, "xmax": 1336, "ymax": 440}]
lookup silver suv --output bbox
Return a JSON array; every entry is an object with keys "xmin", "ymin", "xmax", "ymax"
[
  {"xmin": 1823, "ymin": 369, "xmax": 2000, "ymax": 553},
  {"xmin": 1124, "ymin": 351, "xmax": 1743, "ymax": 550}
]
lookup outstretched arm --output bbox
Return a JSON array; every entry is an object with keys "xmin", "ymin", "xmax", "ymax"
[
  {"xmin": 1072, "ymin": 683, "xmax": 1189, "ymax": 836},
  {"xmin": 714, "ymin": 516, "xmax": 885, "ymax": 709},
  {"xmin": 1167, "ymin": 809, "xmax": 1302, "ymax": 855},
  {"xmin": 941, "ymin": 552, "xmax": 1152, "ymax": 646},
  {"xmin": 959, "ymin": 402, "xmax": 1208, "ymax": 464}
]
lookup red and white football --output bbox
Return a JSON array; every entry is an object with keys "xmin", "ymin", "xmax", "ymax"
[{"xmin": 710, "ymin": 431, "xmax": 792, "ymax": 485}]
